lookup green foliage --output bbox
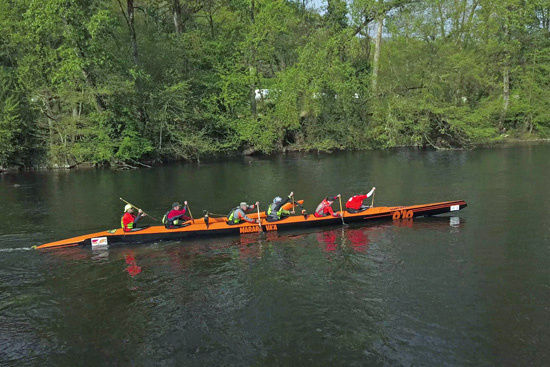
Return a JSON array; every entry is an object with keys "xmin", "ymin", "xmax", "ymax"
[
  {"xmin": 0, "ymin": 68, "xmax": 39, "ymax": 167},
  {"xmin": 0, "ymin": 0, "xmax": 549, "ymax": 168},
  {"xmin": 0, "ymin": 91, "xmax": 19, "ymax": 166},
  {"xmin": 116, "ymin": 129, "xmax": 153, "ymax": 160}
]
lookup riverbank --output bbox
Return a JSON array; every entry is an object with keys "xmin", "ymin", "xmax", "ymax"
[{"xmin": 1, "ymin": 137, "xmax": 549, "ymax": 174}]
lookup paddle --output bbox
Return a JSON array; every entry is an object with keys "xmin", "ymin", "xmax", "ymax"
[
  {"xmin": 185, "ymin": 201, "xmax": 195, "ymax": 224},
  {"xmin": 289, "ymin": 191, "xmax": 295, "ymax": 215},
  {"xmin": 337, "ymin": 194, "xmax": 346, "ymax": 225},
  {"xmin": 256, "ymin": 202, "xmax": 263, "ymax": 233},
  {"xmin": 200, "ymin": 211, "xmax": 227, "ymax": 217},
  {"xmin": 371, "ymin": 188, "xmax": 375, "ymax": 208},
  {"xmin": 119, "ymin": 198, "xmax": 158, "ymax": 221}
]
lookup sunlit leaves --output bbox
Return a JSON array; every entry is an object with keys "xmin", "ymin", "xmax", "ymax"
[{"xmin": 1, "ymin": 0, "xmax": 550, "ymax": 167}]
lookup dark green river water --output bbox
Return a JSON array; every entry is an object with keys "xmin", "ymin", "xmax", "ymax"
[{"xmin": 1, "ymin": 144, "xmax": 549, "ymax": 366}]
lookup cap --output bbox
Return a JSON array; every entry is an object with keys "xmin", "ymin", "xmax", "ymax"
[
  {"xmin": 172, "ymin": 202, "xmax": 182, "ymax": 208},
  {"xmin": 240, "ymin": 202, "xmax": 248, "ymax": 207},
  {"xmin": 124, "ymin": 204, "xmax": 132, "ymax": 212},
  {"xmin": 273, "ymin": 196, "xmax": 282, "ymax": 203}
]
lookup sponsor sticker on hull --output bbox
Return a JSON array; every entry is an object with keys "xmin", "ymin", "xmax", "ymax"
[{"xmin": 91, "ymin": 237, "xmax": 108, "ymax": 247}]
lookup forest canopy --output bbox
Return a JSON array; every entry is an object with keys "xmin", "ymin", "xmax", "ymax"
[{"xmin": 1, "ymin": 0, "xmax": 549, "ymax": 168}]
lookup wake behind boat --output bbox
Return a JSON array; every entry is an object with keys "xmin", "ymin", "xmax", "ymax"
[{"xmin": 35, "ymin": 200, "xmax": 467, "ymax": 250}]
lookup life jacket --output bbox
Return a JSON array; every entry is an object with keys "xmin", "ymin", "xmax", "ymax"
[
  {"xmin": 162, "ymin": 210, "xmax": 183, "ymax": 227},
  {"xmin": 121, "ymin": 213, "xmax": 135, "ymax": 231},
  {"xmin": 226, "ymin": 206, "xmax": 242, "ymax": 225},
  {"xmin": 315, "ymin": 200, "xmax": 331, "ymax": 217},
  {"xmin": 162, "ymin": 211, "xmax": 169, "ymax": 225},
  {"xmin": 267, "ymin": 202, "xmax": 286, "ymax": 220}
]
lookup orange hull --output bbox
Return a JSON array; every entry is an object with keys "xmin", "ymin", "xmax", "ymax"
[{"xmin": 36, "ymin": 200, "xmax": 466, "ymax": 250}]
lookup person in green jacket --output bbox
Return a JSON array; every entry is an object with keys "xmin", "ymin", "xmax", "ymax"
[{"xmin": 266, "ymin": 191, "xmax": 294, "ymax": 222}]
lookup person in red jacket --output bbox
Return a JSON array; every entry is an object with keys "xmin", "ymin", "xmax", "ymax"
[
  {"xmin": 314, "ymin": 195, "xmax": 342, "ymax": 218},
  {"xmin": 345, "ymin": 187, "xmax": 376, "ymax": 213},
  {"xmin": 121, "ymin": 204, "xmax": 146, "ymax": 232},
  {"xmin": 163, "ymin": 202, "xmax": 191, "ymax": 228}
]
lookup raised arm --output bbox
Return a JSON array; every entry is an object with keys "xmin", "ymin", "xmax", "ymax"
[{"xmin": 367, "ymin": 187, "xmax": 376, "ymax": 197}]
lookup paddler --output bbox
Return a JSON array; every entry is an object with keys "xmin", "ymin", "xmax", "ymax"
[
  {"xmin": 266, "ymin": 191, "xmax": 295, "ymax": 222},
  {"xmin": 227, "ymin": 201, "xmax": 260, "ymax": 225},
  {"xmin": 162, "ymin": 201, "xmax": 192, "ymax": 228},
  {"xmin": 122, "ymin": 204, "xmax": 146, "ymax": 232},
  {"xmin": 314, "ymin": 195, "xmax": 342, "ymax": 218},
  {"xmin": 345, "ymin": 187, "xmax": 376, "ymax": 213}
]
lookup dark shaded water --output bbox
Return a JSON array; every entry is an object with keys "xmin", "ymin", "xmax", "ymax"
[{"xmin": 1, "ymin": 144, "xmax": 549, "ymax": 366}]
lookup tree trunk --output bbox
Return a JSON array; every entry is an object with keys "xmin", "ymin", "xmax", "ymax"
[
  {"xmin": 436, "ymin": 0, "xmax": 446, "ymax": 38},
  {"xmin": 249, "ymin": 66, "xmax": 257, "ymax": 115},
  {"xmin": 499, "ymin": 22, "xmax": 510, "ymax": 131},
  {"xmin": 249, "ymin": 0, "xmax": 257, "ymax": 115},
  {"xmin": 372, "ymin": 11, "xmax": 383, "ymax": 92},
  {"xmin": 499, "ymin": 65, "xmax": 510, "ymax": 131},
  {"xmin": 128, "ymin": 0, "xmax": 139, "ymax": 65},
  {"xmin": 124, "ymin": 0, "xmax": 148, "ymax": 125},
  {"xmin": 208, "ymin": 12, "xmax": 214, "ymax": 37},
  {"xmin": 42, "ymin": 96, "xmax": 56, "ymax": 154},
  {"xmin": 172, "ymin": 0, "xmax": 182, "ymax": 34},
  {"xmin": 159, "ymin": 119, "xmax": 163, "ymax": 150}
]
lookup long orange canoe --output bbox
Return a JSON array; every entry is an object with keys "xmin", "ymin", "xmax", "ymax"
[{"xmin": 35, "ymin": 200, "xmax": 467, "ymax": 250}]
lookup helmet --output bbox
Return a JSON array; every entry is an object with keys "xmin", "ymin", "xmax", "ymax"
[
  {"xmin": 172, "ymin": 202, "xmax": 182, "ymax": 208},
  {"xmin": 273, "ymin": 196, "xmax": 282, "ymax": 203},
  {"xmin": 124, "ymin": 204, "xmax": 132, "ymax": 212},
  {"xmin": 240, "ymin": 202, "xmax": 248, "ymax": 207}
]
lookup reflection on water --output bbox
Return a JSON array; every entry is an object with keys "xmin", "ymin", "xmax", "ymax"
[
  {"xmin": 91, "ymin": 246, "xmax": 109, "ymax": 262},
  {"xmin": 1, "ymin": 145, "xmax": 550, "ymax": 366},
  {"xmin": 450, "ymin": 216, "xmax": 460, "ymax": 227},
  {"xmin": 124, "ymin": 252, "xmax": 142, "ymax": 277},
  {"xmin": 317, "ymin": 228, "xmax": 371, "ymax": 253},
  {"xmin": 345, "ymin": 229, "xmax": 371, "ymax": 252}
]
